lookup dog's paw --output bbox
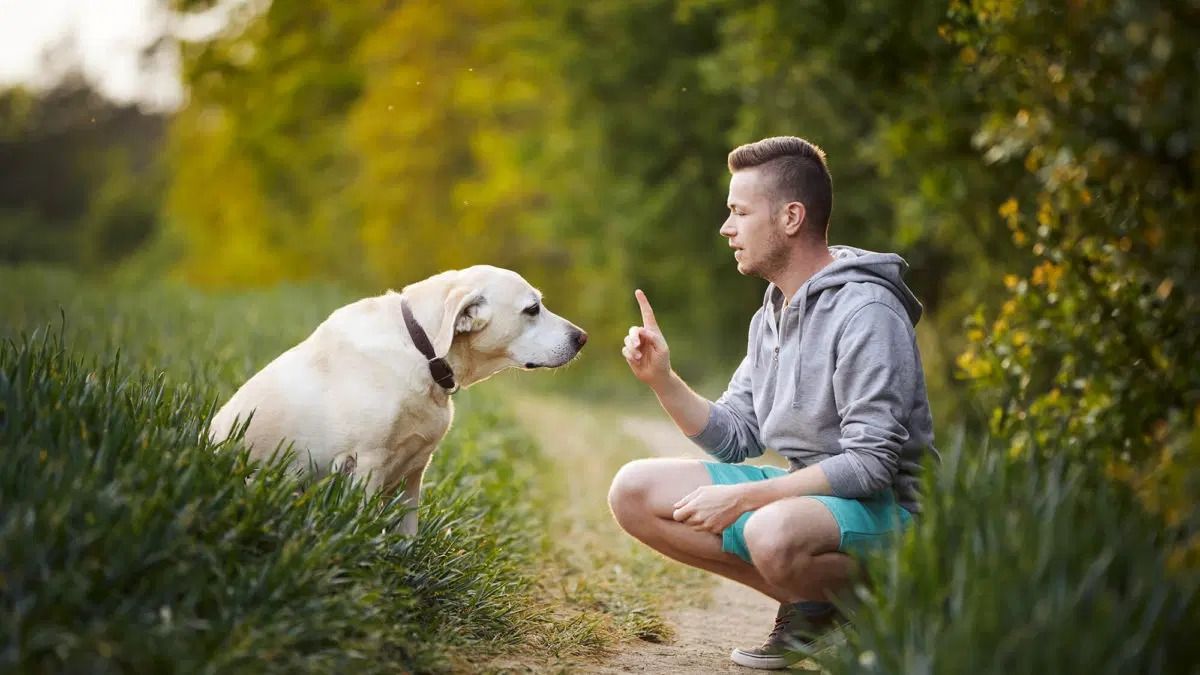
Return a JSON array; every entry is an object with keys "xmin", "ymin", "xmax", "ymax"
[{"xmin": 331, "ymin": 452, "xmax": 358, "ymax": 476}]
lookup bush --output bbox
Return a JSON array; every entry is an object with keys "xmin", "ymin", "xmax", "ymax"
[
  {"xmin": 817, "ymin": 440, "xmax": 1200, "ymax": 675},
  {"xmin": 948, "ymin": 0, "xmax": 1200, "ymax": 508}
]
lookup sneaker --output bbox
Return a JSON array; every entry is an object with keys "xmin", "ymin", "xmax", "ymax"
[{"xmin": 729, "ymin": 602, "xmax": 844, "ymax": 670}]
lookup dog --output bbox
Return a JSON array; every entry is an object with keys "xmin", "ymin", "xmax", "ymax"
[{"xmin": 209, "ymin": 265, "xmax": 587, "ymax": 535}]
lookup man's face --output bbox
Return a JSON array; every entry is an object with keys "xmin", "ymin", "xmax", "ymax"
[{"xmin": 720, "ymin": 167, "xmax": 787, "ymax": 279}]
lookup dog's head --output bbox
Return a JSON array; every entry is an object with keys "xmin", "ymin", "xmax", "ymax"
[{"xmin": 416, "ymin": 265, "xmax": 587, "ymax": 385}]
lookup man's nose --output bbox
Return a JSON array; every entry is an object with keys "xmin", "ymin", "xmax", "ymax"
[{"xmin": 719, "ymin": 218, "xmax": 735, "ymax": 237}]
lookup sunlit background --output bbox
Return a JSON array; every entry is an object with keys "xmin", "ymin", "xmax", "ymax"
[{"xmin": 1, "ymin": 1, "xmax": 1197, "ymax": 671}]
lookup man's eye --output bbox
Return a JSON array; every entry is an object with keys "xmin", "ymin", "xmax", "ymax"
[{"xmin": 523, "ymin": 304, "xmax": 541, "ymax": 316}]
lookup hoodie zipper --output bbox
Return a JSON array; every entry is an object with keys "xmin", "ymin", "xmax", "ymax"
[{"xmin": 774, "ymin": 306, "xmax": 786, "ymax": 363}]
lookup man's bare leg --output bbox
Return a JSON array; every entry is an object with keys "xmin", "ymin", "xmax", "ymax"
[
  {"xmin": 609, "ymin": 458, "xmax": 855, "ymax": 605},
  {"xmin": 742, "ymin": 497, "xmax": 854, "ymax": 603},
  {"xmin": 608, "ymin": 458, "xmax": 793, "ymax": 602},
  {"xmin": 610, "ymin": 457, "xmax": 861, "ymax": 672}
]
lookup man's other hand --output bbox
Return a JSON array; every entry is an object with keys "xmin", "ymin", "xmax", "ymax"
[
  {"xmin": 672, "ymin": 484, "xmax": 750, "ymax": 534},
  {"xmin": 623, "ymin": 289, "xmax": 672, "ymax": 388}
]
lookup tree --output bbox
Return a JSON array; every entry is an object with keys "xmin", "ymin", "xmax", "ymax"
[
  {"xmin": 167, "ymin": 0, "xmax": 381, "ymax": 285},
  {"xmin": 0, "ymin": 77, "xmax": 166, "ymax": 266}
]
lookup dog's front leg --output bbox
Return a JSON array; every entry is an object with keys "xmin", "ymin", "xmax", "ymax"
[
  {"xmin": 330, "ymin": 451, "xmax": 357, "ymax": 477},
  {"xmin": 399, "ymin": 466, "xmax": 424, "ymax": 537}
]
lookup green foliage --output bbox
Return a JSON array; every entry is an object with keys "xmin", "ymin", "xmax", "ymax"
[
  {"xmin": 533, "ymin": 3, "xmax": 755, "ymax": 365},
  {"xmin": 1, "ymin": 330, "xmax": 557, "ymax": 672},
  {"xmin": 816, "ymin": 442, "xmax": 1200, "ymax": 675},
  {"xmin": 78, "ymin": 149, "xmax": 166, "ymax": 268},
  {"xmin": 348, "ymin": 0, "xmax": 562, "ymax": 282},
  {"xmin": 168, "ymin": 0, "xmax": 378, "ymax": 286},
  {"xmin": 949, "ymin": 0, "xmax": 1200, "ymax": 525}
]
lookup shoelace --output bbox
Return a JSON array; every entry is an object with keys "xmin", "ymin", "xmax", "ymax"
[
  {"xmin": 768, "ymin": 606, "xmax": 839, "ymax": 647},
  {"xmin": 765, "ymin": 610, "xmax": 796, "ymax": 643}
]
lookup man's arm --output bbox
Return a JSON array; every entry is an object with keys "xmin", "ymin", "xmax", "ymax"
[
  {"xmin": 647, "ymin": 370, "xmax": 711, "ymax": 437},
  {"xmin": 736, "ymin": 463, "xmax": 835, "ymax": 509},
  {"xmin": 623, "ymin": 290, "xmax": 764, "ymax": 461},
  {"xmin": 819, "ymin": 302, "xmax": 914, "ymax": 497},
  {"xmin": 686, "ymin": 354, "xmax": 765, "ymax": 462},
  {"xmin": 623, "ymin": 289, "xmax": 712, "ymax": 435}
]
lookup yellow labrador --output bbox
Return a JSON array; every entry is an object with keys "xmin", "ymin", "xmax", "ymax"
[{"xmin": 209, "ymin": 265, "xmax": 587, "ymax": 534}]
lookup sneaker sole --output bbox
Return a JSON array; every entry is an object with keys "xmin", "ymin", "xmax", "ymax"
[{"xmin": 729, "ymin": 647, "xmax": 794, "ymax": 670}]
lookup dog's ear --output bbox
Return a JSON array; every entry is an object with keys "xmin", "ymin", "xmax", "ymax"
[
  {"xmin": 433, "ymin": 287, "xmax": 487, "ymax": 354},
  {"xmin": 454, "ymin": 294, "xmax": 489, "ymax": 334}
]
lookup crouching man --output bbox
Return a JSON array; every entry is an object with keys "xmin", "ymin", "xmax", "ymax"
[{"xmin": 609, "ymin": 136, "xmax": 937, "ymax": 670}]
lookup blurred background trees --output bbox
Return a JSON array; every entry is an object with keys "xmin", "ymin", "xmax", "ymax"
[
  {"xmin": 0, "ymin": 76, "xmax": 166, "ymax": 268},
  {"xmin": 3, "ymin": 0, "xmax": 1197, "ymax": 668},
  {"xmin": 151, "ymin": 0, "xmax": 1027, "ymax": 409},
  {"xmin": 5, "ymin": 0, "xmax": 1195, "ymax": 461}
]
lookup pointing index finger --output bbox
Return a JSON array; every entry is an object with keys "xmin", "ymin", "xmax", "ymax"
[{"xmin": 635, "ymin": 289, "xmax": 660, "ymax": 331}]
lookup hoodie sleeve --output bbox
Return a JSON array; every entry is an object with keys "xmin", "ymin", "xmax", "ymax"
[
  {"xmin": 688, "ymin": 353, "xmax": 765, "ymax": 463},
  {"xmin": 819, "ymin": 302, "xmax": 915, "ymax": 498}
]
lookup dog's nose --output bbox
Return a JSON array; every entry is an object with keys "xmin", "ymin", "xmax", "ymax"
[{"xmin": 574, "ymin": 330, "xmax": 588, "ymax": 348}]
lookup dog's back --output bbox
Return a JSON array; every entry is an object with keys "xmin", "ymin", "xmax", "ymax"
[
  {"xmin": 210, "ymin": 296, "xmax": 439, "ymax": 476},
  {"xmin": 209, "ymin": 341, "xmax": 326, "ymax": 467}
]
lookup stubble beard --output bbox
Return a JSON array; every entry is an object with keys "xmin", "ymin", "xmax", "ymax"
[{"xmin": 742, "ymin": 227, "xmax": 791, "ymax": 282}]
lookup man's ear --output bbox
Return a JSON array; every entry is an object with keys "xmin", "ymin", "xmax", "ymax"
[
  {"xmin": 433, "ymin": 288, "xmax": 486, "ymax": 355},
  {"xmin": 782, "ymin": 201, "xmax": 807, "ymax": 236}
]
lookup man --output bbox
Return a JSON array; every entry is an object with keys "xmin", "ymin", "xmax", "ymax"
[{"xmin": 608, "ymin": 136, "xmax": 936, "ymax": 670}]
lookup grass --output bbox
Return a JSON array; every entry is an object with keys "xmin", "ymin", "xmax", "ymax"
[
  {"xmin": 504, "ymin": 393, "xmax": 712, "ymax": 652},
  {"xmin": 0, "ymin": 264, "xmax": 697, "ymax": 673},
  {"xmin": 810, "ymin": 433, "xmax": 1200, "ymax": 675}
]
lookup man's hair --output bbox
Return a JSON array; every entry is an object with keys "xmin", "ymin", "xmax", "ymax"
[{"xmin": 727, "ymin": 136, "xmax": 833, "ymax": 237}]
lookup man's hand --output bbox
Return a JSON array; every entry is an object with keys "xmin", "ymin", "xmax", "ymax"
[
  {"xmin": 622, "ymin": 289, "xmax": 671, "ymax": 388},
  {"xmin": 672, "ymin": 484, "xmax": 752, "ymax": 534}
]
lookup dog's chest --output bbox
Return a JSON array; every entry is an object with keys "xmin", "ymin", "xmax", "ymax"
[{"xmin": 379, "ymin": 399, "xmax": 454, "ymax": 480}]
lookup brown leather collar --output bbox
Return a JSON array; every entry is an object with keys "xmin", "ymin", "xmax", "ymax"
[{"xmin": 400, "ymin": 296, "xmax": 458, "ymax": 393}]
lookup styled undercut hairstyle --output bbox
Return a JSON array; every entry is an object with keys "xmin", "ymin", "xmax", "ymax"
[{"xmin": 727, "ymin": 136, "xmax": 833, "ymax": 238}]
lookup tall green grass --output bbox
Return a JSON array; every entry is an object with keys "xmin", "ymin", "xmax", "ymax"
[
  {"xmin": 0, "ymin": 266, "xmax": 579, "ymax": 672},
  {"xmin": 814, "ymin": 437, "xmax": 1200, "ymax": 674},
  {"xmin": 0, "ymin": 266, "xmax": 353, "ymax": 394}
]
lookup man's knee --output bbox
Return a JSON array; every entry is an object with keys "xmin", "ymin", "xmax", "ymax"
[
  {"xmin": 609, "ymin": 458, "xmax": 709, "ymax": 528},
  {"xmin": 608, "ymin": 459, "xmax": 657, "ymax": 527},
  {"xmin": 743, "ymin": 499, "xmax": 832, "ymax": 581}
]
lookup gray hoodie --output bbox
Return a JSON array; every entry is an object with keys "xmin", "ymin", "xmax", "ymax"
[{"xmin": 689, "ymin": 246, "xmax": 937, "ymax": 513}]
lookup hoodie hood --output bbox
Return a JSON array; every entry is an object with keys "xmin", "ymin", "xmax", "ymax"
[{"xmin": 777, "ymin": 245, "xmax": 923, "ymax": 325}]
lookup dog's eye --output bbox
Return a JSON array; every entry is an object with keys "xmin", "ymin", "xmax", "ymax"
[{"xmin": 523, "ymin": 303, "xmax": 541, "ymax": 317}]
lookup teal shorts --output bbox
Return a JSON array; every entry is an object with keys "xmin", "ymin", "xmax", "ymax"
[{"xmin": 702, "ymin": 462, "xmax": 913, "ymax": 564}]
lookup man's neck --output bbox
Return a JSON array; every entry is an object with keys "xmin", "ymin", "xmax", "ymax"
[{"xmin": 773, "ymin": 243, "xmax": 836, "ymax": 304}]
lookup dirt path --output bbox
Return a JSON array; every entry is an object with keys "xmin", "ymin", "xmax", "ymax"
[
  {"xmin": 589, "ymin": 416, "xmax": 803, "ymax": 674},
  {"xmin": 508, "ymin": 393, "xmax": 818, "ymax": 673}
]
